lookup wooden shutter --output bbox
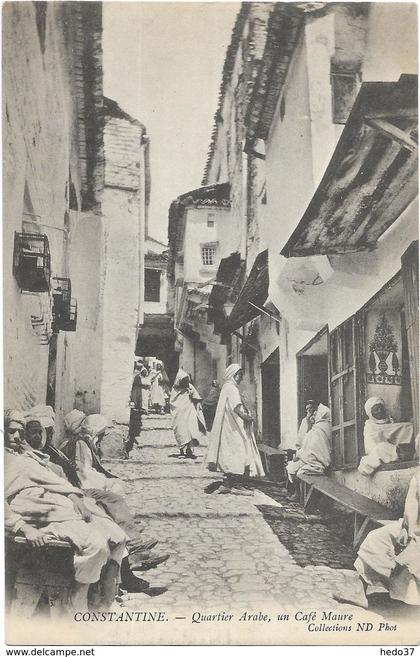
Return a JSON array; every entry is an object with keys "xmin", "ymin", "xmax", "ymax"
[
  {"xmin": 401, "ymin": 241, "xmax": 419, "ymax": 435},
  {"xmin": 329, "ymin": 316, "xmax": 361, "ymax": 469}
]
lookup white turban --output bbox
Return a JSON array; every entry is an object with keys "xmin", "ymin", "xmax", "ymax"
[
  {"xmin": 64, "ymin": 409, "xmax": 86, "ymax": 435},
  {"xmin": 364, "ymin": 397, "xmax": 386, "ymax": 420},
  {"xmin": 224, "ymin": 364, "xmax": 242, "ymax": 383},
  {"xmin": 80, "ymin": 414, "xmax": 108, "ymax": 440},
  {"xmin": 25, "ymin": 405, "xmax": 55, "ymax": 428},
  {"xmin": 4, "ymin": 409, "xmax": 26, "ymax": 430}
]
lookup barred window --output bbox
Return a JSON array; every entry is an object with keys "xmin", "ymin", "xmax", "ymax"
[{"xmin": 201, "ymin": 245, "xmax": 216, "ymax": 266}]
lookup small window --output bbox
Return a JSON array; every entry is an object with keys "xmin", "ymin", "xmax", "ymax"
[
  {"xmin": 207, "ymin": 213, "xmax": 215, "ymax": 228},
  {"xmin": 201, "ymin": 245, "xmax": 216, "ymax": 266},
  {"xmin": 331, "ymin": 65, "xmax": 360, "ymax": 125},
  {"xmin": 144, "ymin": 269, "xmax": 161, "ymax": 302}
]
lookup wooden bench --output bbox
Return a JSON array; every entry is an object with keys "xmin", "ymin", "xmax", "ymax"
[
  {"xmin": 258, "ymin": 444, "xmax": 287, "ymax": 482},
  {"xmin": 296, "ymin": 472, "xmax": 400, "ymax": 549},
  {"xmin": 6, "ymin": 535, "xmax": 74, "ymax": 618}
]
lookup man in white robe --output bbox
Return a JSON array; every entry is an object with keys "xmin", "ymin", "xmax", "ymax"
[
  {"xmin": 358, "ymin": 397, "xmax": 414, "ymax": 476},
  {"xmin": 335, "ymin": 469, "xmax": 420, "ymax": 608},
  {"xmin": 205, "ymin": 364, "xmax": 264, "ymax": 494},
  {"xmin": 4, "ymin": 410, "xmax": 126, "ymax": 610},
  {"xmin": 286, "ymin": 403, "xmax": 332, "ymax": 501}
]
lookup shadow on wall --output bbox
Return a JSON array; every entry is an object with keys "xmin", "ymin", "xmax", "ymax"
[{"xmin": 74, "ymin": 390, "xmax": 98, "ymax": 415}]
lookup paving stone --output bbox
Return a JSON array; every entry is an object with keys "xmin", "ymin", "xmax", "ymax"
[{"xmin": 112, "ymin": 416, "xmax": 388, "ymax": 615}]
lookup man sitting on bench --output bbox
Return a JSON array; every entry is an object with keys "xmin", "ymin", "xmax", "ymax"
[
  {"xmin": 335, "ymin": 469, "xmax": 420, "ymax": 608},
  {"xmin": 286, "ymin": 403, "xmax": 332, "ymax": 501},
  {"xmin": 23, "ymin": 409, "xmax": 169, "ymax": 596},
  {"xmin": 4, "ymin": 409, "xmax": 126, "ymax": 612}
]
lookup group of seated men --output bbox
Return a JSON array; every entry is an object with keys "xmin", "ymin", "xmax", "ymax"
[
  {"xmin": 286, "ymin": 396, "xmax": 416, "ymax": 500},
  {"xmin": 285, "ymin": 397, "xmax": 419, "ymax": 608},
  {"xmin": 4, "ymin": 405, "xmax": 169, "ymax": 614}
]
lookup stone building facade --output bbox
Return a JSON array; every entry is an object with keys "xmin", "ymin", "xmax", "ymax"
[
  {"xmin": 3, "ymin": 2, "xmax": 104, "ymax": 437},
  {"xmin": 219, "ymin": 2, "xmax": 418, "ymax": 510},
  {"xmin": 167, "ymin": 3, "xmax": 274, "ymax": 405},
  {"xmin": 167, "ymin": 183, "xmax": 233, "ymax": 396},
  {"xmin": 100, "ymin": 98, "xmax": 149, "ymax": 423},
  {"xmin": 3, "ymin": 4, "xmax": 148, "ymax": 432},
  {"xmin": 170, "ymin": 2, "xmax": 417, "ymax": 511},
  {"xmin": 242, "ymin": 2, "xmax": 418, "ymax": 509}
]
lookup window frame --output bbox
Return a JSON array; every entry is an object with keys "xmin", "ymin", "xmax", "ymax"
[
  {"xmin": 330, "ymin": 64, "xmax": 361, "ymax": 125},
  {"xmin": 329, "ymin": 315, "xmax": 363, "ymax": 470},
  {"xmin": 200, "ymin": 242, "xmax": 218, "ymax": 268}
]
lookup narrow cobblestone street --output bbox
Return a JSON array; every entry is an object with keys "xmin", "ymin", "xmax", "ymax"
[{"xmin": 101, "ymin": 414, "xmax": 396, "ymax": 642}]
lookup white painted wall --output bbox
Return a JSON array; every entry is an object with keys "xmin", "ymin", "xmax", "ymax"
[
  {"xmin": 263, "ymin": 4, "xmax": 418, "ymax": 453},
  {"xmin": 183, "ymin": 206, "xmax": 234, "ymax": 282},
  {"xmin": 3, "ymin": 3, "xmax": 83, "ymax": 416},
  {"xmin": 100, "ymin": 187, "xmax": 142, "ymax": 423}
]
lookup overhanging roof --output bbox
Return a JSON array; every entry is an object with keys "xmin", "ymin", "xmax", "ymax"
[
  {"xmin": 229, "ymin": 250, "xmax": 269, "ymax": 330},
  {"xmin": 208, "ymin": 252, "xmax": 244, "ymax": 334},
  {"xmin": 281, "ymin": 75, "xmax": 418, "ymax": 258}
]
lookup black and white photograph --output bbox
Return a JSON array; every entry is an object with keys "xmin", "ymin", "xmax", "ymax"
[{"xmin": 2, "ymin": 0, "xmax": 419, "ymax": 647}]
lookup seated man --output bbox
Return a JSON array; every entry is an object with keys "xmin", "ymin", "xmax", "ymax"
[
  {"xmin": 358, "ymin": 397, "xmax": 414, "ymax": 476},
  {"xmin": 335, "ymin": 469, "xmax": 420, "ymax": 608},
  {"xmin": 4, "ymin": 410, "xmax": 126, "ymax": 612},
  {"xmin": 25, "ymin": 411, "xmax": 169, "ymax": 594},
  {"xmin": 286, "ymin": 403, "xmax": 332, "ymax": 501},
  {"xmin": 25, "ymin": 408, "xmax": 81, "ymax": 487},
  {"xmin": 296, "ymin": 399, "xmax": 318, "ymax": 451}
]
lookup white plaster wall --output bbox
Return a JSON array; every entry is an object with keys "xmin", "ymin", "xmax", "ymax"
[
  {"xmin": 333, "ymin": 466, "xmax": 417, "ymax": 514},
  {"xmin": 183, "ymin": 206, "xmax": 234, "ymax": 282},
  {"xmin": 265, "ymin": 34, "xmax": 314, "ymax": 258},
  {"xmin": 68, "ymin": 212, "xmax": 105, "ymax": 415},
  {"xmin": 263, "ymin": 4, "xmax": 418, "ymax": 453},
  {"xmin": 2, "ymin": 3, "xmax": 81, "ymax": 413},
  {"xmin": 362, "ymin": 4, "xmax": 417, "ymax": 82},
  {"xmin": 305, "ymin": 12, "xmax": 337, "ymax": 189},
  {"xmin": 100, "ymin": 187, "xmax": 141, "ymax": 423}
]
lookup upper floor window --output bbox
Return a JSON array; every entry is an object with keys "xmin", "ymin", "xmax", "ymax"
[
  {"xmin": 144, "ymin": 268, "xmax": 161, "ymax": 302},
  {"xmin": 201, "ymin": 244, "xmax": 216, "ymax": 267},
  {"xmin": 207, "ymin": 213, "xmax": 215, "ymax": 228},
  {"xmin": 331, "ymin": 65, "xmax": 361, "ymax": 125}
]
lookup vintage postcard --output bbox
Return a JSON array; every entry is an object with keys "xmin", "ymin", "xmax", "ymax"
[{"xmin": 2, "ymin": 0, "xmax": 419, "ymax": 648}]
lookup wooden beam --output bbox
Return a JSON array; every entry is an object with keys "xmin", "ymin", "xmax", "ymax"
[
  {"xmin": 353, "ymin": 514, "xmax": 371, "ymax": 549},
  {"xmin": 364, "ymin": 109, "xmax": 417, "ymax": 121},
  {"xmin": 365, "ymin": 117, "xmax": 418, "ymax": 153},
  {"xmin": 248, "ymin": 301, "xmax": 281, "ymax": 323}
]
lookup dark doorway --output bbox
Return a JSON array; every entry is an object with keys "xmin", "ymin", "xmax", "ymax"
[
  {"xmin": 261, "ymin": 348, "xmax": 280, "ymax": 447},
  {"xmin": 297, "ymin": 327, "xmax": 329, "ymax": 426},
  {"xmin": 136, "ymin": 313, "xmax": 179, "ymax": 384}
]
